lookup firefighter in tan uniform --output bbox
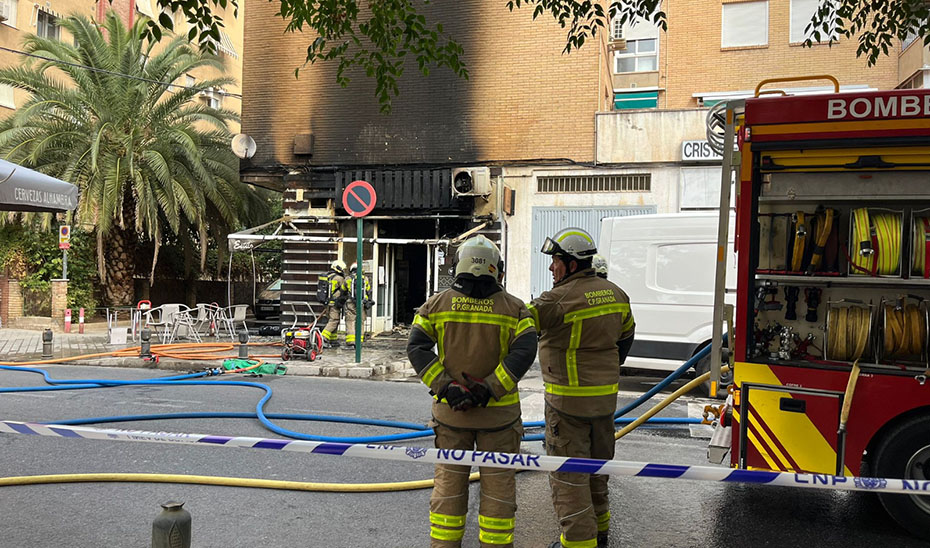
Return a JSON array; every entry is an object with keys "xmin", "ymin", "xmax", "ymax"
[
  {"xmin": 321, "ymin": 260, "xmax": 347, "ymax": 347},
  {"xmin": 407, "ymin": 236, "xmax": 538, "ymax": 548},
  {"xmin": 344, "ymin": 262, "xmax": 372, "ymax": 348},
  {"xmin": 528, "ymin": 228, "xmax": 635, "ymax": 548}
]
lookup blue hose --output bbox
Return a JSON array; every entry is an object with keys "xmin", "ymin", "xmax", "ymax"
[{"xmin": 1, "ymin": 356, "xmax": 707, "ymax": 443}]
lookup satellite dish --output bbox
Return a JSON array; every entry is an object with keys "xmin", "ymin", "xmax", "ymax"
[{"xmin": 231, "ymin": 133, "xmax": 257, "ymax": 159}]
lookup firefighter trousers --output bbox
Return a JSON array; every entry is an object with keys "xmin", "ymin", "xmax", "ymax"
[
  {"xmin": 430, "ymin": 422, "xmax": 523, "ymax": 548},
  {"xmin": 344, "ymin": 301, "xmax": 365, "ymax": 344},
  {"xmin": 545, "ymin": 404, "xmax": 615, "ymax": 547},
  {"xmin": 321, "ymin": 305, "xmax": 342, "ymax": 342}
]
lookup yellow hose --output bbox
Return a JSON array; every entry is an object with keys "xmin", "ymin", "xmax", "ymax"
[
  {"xmin": 827, "ymin": 305, "xmax": 871, "ymax": 362},
  {"xmin": 0, "ymin": 472, "xmax": 478, "ymax": 492},
  {"xmin": 615, "ymin": 365, "xmax": 731, "ymax": 440}
]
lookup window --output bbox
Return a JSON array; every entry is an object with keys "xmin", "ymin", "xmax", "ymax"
[
  {"xmin": 185, "ymin": 74, "xmax": 195, "ymax": 87},
  {"xmin": 790, "ymin": 0, "xmax": 838, "ymax": 43},
  {"xmin": 0, "ymin": 84, "xmax": 14, "ymax": 109},
  {"xmin": 614, "ymin": 38, "xmax": 658, "ymax": 73},
  {"xmin": 537, "ymin": 174, "xmax": 651, "ymax": 193},
  {"xmin": 610, "ymin": 17, "xmax": 623, "ymax": 40},
  {"xmin": 614, "ymin": 90, "xmax": 658, "ymax": 110},
  {"xmin": 0, "ymin": 0, "xmax": 17, "ymax": 27},
  {"xmin": 721, "ymin": 1, "xmax": 768, "ymax": 48},
  {"xmin": 36, "ymin": 10, "xmax": 59, "ymax": 40}
]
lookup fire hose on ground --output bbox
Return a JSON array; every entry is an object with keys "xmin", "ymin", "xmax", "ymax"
[{"xmin": 0, "ymin": 343, "xmax": 718, "ymax": 492}]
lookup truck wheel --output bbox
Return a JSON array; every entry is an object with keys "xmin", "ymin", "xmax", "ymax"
[
  {"xmin": 874, "ymin": 414, "xmax": 930, "ymax": 541},
  {"xmin": 695, "ymin": 354, "xmax": 731, "ymax": 399}
]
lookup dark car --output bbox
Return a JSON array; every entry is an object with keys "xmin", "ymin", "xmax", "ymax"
[{"xmin": 255, "ymin": 279, "xmax": 281, "ymax": 320}]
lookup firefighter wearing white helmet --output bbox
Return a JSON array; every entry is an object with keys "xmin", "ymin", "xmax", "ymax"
[
  {"xmin": 320, "ymin": 259, "xmax": 348, "ymax": 346},
  {"xmin": 592, "ymin": 254, "xmax": 608, "ymax": 279},
  {"xmin": 529, "ymin": 227, "xmax": 635, "ymax": 548},
  {"xmin": 407, "ymin": 235, "xmax": 537, "ymax": 548},
  {"xmin": 344, "ymin": 262, "xmax": 372, "ymax": 348}
]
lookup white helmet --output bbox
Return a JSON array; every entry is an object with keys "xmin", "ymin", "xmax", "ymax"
[
  {"xmin": 454, "ymin": 236, "xmax": 502, "ymax": 280},
  {"xmin": 541, "ymin": 228, "xmax": 597, "ymax": 260},
  {"xmin": 349, "ymin": 262, "xmax": 358, "ymax": 273},
  {"xmin": 592, "ymin": 254, "xmax": 608, "ymax": 277},
  {"xmin": 331, "ymin": 260, "xmax": 347, "ymax": 273}
]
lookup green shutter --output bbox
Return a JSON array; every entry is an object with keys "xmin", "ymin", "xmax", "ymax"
[{"xmin": 614, "ymin": 90, "xmax": 658, "ymax": 110}]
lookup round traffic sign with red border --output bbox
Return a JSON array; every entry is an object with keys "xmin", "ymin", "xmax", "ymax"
[{"xmin": 342, "ymin": 180, "xmax": 377, "ymax": 218}]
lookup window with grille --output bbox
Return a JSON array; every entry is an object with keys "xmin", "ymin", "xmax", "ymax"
[{"xmin": 537, "ymin": 174, "xmax": 651, "ymax": 193}]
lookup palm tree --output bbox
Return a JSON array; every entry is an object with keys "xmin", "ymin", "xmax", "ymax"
[{"xmin": 0, "ymin": 12, "xmax": 249, "ymax": 305}]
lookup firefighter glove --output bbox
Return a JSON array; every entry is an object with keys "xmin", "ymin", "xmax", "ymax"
[
  {"xmin": 462, "ymin": 373, "xmax": 492, "ymax": 408},
  {"xmin": 440, "ymin": 381, "xmax": 474, "ymax": 411}
]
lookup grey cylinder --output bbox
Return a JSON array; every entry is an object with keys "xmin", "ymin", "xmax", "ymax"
[
  {"xmin": 237, "ymin": 329, "xmax": 249, "ymax": 359},
  {"xmin": 152, "ymin": 501, "xmax": 191, "ymax": 548},
  {"xmin": 41, "ymin": 329, "xmax": 53, "ymax": 359}
]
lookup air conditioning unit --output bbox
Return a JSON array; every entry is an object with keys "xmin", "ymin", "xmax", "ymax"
[{"xmin": 452, "ymin": 167, "xmax": 492, "ymax": 197}]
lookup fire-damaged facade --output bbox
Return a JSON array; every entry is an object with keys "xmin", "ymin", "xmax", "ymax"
[{"xmin": 240, "ymin": 0, "xmax": 645, "ymax": 333}]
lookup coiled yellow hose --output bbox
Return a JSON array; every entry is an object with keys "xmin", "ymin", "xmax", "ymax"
[
  {"xmin": 883, "ymin": 302, "xmax": 926, "ymax": 360},
  {"xmin": 827, "ymin": 305, "xmax": 872, "ymax": 362},
  {"xmin": 913, "ymin": 217, "xmax": 930, "ymax": 277},
  {"xmin": 851, "ymin": 209, "xmax": 901, "ymax": 276}
]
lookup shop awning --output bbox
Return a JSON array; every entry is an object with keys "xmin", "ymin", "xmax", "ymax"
[{"xmin": 0, "ymin": 159, "xmax": 78, "ymax": 212}]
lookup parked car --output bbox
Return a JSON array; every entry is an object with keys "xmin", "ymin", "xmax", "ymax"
[{"xmin": 255, "ymin": 279, "xmax": 281, "ymax": 320}]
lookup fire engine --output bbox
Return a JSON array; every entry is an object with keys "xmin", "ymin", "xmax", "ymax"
[{"xmin": 707, "ymin": 76, "xmax": 930, "ymax": 541}]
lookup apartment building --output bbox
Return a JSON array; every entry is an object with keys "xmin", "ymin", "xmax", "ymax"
[
  {"xmin": 0, "ymin": 0, "xmax": 243, "ymax": 129},
  {"xmin": 240, "ymin": 0, "xmax": 915, "ymax": 324}
]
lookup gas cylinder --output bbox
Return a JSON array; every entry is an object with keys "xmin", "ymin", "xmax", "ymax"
[{"xmin": 151, "ymin": 501, "xmax": 191, "ymax": 548}]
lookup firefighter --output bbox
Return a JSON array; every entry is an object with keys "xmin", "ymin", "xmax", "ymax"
[
  {"xmin": 407, "ymin": 235, "xmax": 537, "ymax": 548},
  {"xmin": 344, "ymin": 262, "xmax": 373, "ymax": 348},
  {"xmin": 592, "ymin": 254, "xmax": 608, "ymax": 279},
  {"xmin": 528, "ymin": 228, "xmax": 635, "ymax": 548},
  {"xmin": 320, "ymin": 259, "xmax": 347, "ymax": 347}
]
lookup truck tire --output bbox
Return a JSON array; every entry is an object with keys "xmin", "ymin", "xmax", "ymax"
[
  {"xmin": 695, "ymin": 353, "xmax": 731, "ymax": 399},
  {"xmin": 873, "ymin": 414, "xmax": 930, "ymax": 541}
]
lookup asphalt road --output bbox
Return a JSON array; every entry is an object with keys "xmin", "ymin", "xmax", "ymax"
[{"xmin": 0, "ymin": 363, "xmax": 925, "ymax": 547}]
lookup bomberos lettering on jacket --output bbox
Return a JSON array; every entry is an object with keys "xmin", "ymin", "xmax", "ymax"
[
  {"xmin": 451, "ymin": 296, "xmax": 495, "ymax": 312},
  {"xmin": 584, "ymin": 289, "xmax": 616, "ymax": 306}
]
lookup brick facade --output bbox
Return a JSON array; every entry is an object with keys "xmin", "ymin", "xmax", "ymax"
[
  {"xmin": 242, "ymin": 0, "xmax": 610, "ymax": 169},
  {"xmin": 646, "ymin": 0, "xmax": 900, "ymax": 108},
  {"xmin": 50, "ymin": 279, "xmax": 68, "ymax": 327},
  {"xmin": 0, "ymin": 276, "xmax": 23, "ymax": 326}
]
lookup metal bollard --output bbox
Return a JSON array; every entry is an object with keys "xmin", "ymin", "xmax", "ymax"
[
  {"xmin": 140, "ymin": 328, "xmax": 153, "ymax": 360},
  {"xmin": 41, "ymin": 329, "xmax": 53, "ymax": 359},
  {"xmin": 151, "ymin": 501, "xmax": 191, "ymax": 548},
  {"xmin": 237, "ymin": 329, "xmax": 249, "ymax": 359}
]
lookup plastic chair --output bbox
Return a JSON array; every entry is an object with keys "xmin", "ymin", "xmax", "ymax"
[
  {"xmin": 168, "ymin": 305, "xmax": 202, "ymax": 343},
  {"xmin": 218, "ymin": 304, "xmax": 249, "ymax": 340},
  {"xmin": 143, "ymin": 304, "xmax": 182, "ymax": 343}
]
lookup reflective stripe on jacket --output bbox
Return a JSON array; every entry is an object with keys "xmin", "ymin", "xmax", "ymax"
[
  {"xmin": 529, "ymin": 268, "xmax": 635, "ymax": 417},
  {"xmin": 328, "ymin": 274, "xmax": 346, "ymax": 306},
  {"xmin": 408, "ymin": 287, "xmax": 536, "ymax": 430},
  {"xmin": 345, "ymin": 275, "xmax": 372, "ymax": 302}
]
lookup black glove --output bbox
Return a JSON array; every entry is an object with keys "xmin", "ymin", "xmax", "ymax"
[
  {"xmin": 439, "ymin": 381, "xmax": 474, "ymax": 411},
  {"xmin": 462, "ymin": 373, "xmax": 492, "ymax": 408}
]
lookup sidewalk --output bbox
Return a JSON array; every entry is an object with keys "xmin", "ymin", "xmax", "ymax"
[{"xmin": 0, "ymin": 328, "xmax": 415, "ymax": 380}]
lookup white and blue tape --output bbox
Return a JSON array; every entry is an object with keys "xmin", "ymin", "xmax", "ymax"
[{"xmin": 0, "ymin": 420, "xmax": 922, "ymax": 495}]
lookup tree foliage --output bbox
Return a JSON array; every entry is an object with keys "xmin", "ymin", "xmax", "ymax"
[{"xmin": 0, "ymin": 13, "xmax": 262, "ymax": 304}]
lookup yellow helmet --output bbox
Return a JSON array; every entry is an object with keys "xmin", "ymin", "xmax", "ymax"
[
  {"xmin": 331, "ymin": 260, "xmax": 347, "ymax": 273},
  {"xmin": 454, "ymin": 236, "xmax": 502, "ymax": 280}
]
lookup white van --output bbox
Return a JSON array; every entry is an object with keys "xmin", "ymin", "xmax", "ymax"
[{"xmin": 599, "ymin": 212, "xmax": 735, "ymax": 394}]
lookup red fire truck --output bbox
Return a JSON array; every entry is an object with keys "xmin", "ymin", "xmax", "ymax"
[{"xmin": 708, "ymin": 76, "xmax": 930, "ymax": 540}]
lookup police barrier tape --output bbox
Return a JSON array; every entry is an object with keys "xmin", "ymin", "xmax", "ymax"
[{"xmin": 0, "ymin": 420, "xmax": 921, "ymax": 495}]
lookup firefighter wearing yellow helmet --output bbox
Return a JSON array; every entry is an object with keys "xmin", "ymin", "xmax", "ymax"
[
  {"xmin": 320, "ymin": 259, "xmax": 347, "ymax": 346},
  {"xmin": 344, "ymin": 262, "xmax": 373, "ymax": 348},
  {"xmin": 407, "ymin": 235, "xmax": 537, "ymax": 548},
  {"xmin": 592, "ymin": 254, "xmax": 608, "ymax": 279},
  {"xmin": 529, "ymin": 228, "xmax": 635, "ymax": 548}
]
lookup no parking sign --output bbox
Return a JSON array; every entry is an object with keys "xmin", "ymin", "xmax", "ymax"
[{"xmin": 59, "ymin": 225, "xmax": 70, "ymax": 250}]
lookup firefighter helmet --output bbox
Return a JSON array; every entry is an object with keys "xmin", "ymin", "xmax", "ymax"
[
  {"xmin": 331, "ymin": 260, "xmax": 347, "ymax": 273},
  {"xmin": 454, "ymin": 236, "xmax": 503, "ymax": 280},
  {"xmin": 592, "ymin": 254, "xmax": 608, "ymax": 278},
  {"xmin": 541, "ymin": 228, "xmax": 597, "ymax": 260},
  {"xmin": 349, "ymin": 262, "xmax": 358, "ymax": 273}
]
